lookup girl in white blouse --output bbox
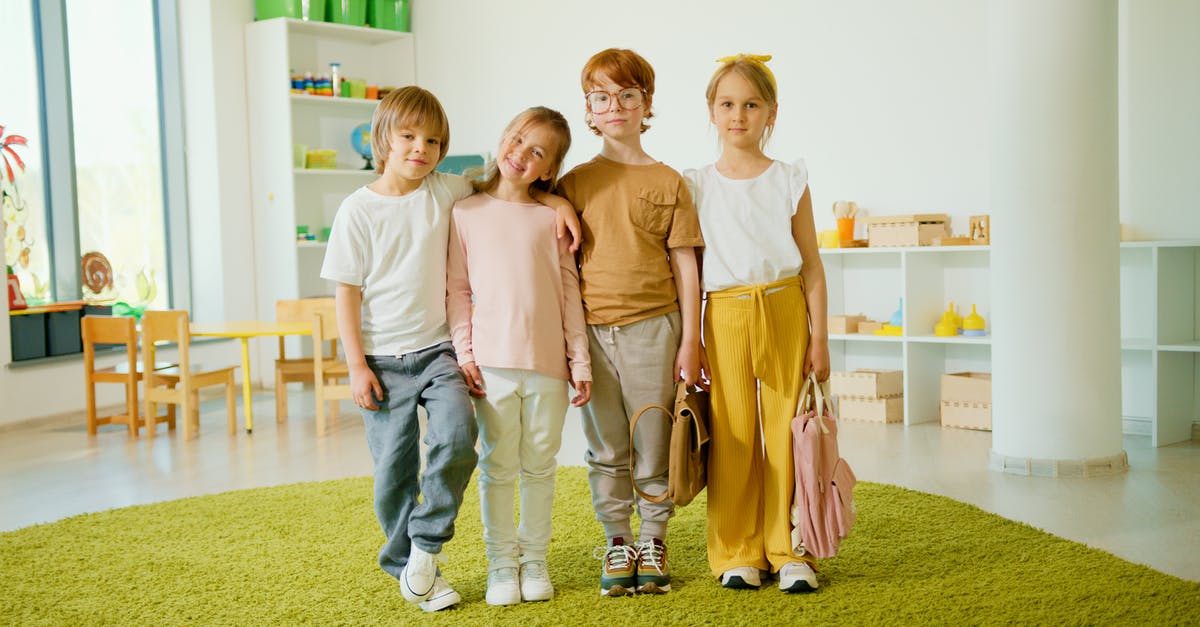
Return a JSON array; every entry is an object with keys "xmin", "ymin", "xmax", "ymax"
[{"xmin": 683, "ymin": 53, "xmax": 830, "ymax": 594}]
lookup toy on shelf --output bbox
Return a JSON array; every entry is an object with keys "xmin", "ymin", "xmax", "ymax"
[
  {"xmin": 970, "ymin": 215, "xmax": 990, "ymax": 245},
  {"xmin": 818, "ymin": 229, "xmax": 840, "ymax": 248},
  {"xmin": 875, "ymin": 298, "xmax": 904, "ymax": 336},
  {"xmin": 351, "ymin": 123, "xmax": 373, "ymax": 170},
  {"xmin": 962, "ymin": 304, "xmax": 986, "ymax": 336},
  {"xmin": 934, "ymin": 301, "xmax": 962, "ymax": 336}
]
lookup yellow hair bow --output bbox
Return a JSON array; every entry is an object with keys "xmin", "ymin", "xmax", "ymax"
[{"xmin": 715, "ymin": 53, "xmax": 777, "ymax": 91}]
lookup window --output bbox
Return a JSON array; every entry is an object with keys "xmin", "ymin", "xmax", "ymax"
[{"xmin": 1, "ymin": 0, "xmax": 187, "ymax": 312}]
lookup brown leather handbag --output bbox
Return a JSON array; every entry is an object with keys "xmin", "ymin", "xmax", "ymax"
[{"xmin": 629, "ymin": 383, "xmax": 711, "ymax": 506}]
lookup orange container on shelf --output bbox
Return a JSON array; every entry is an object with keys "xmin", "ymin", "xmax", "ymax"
[{"xmin": 837, "ymin": 217, "xmax": 855, "ymax": 241}]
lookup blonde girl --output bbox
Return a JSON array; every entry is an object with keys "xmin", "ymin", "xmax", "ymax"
[
  {"xmin": 683, "ymin": 54, "xmax": 830, "ymax": 592},
  {"xmin": 445, "ymin": 107, "xmax": 591, "ymax": 606}
]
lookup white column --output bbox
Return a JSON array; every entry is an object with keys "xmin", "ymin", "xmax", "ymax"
[{"xmin": 988, "ymin": 0, "xmax": 1127, "ymax": 476}]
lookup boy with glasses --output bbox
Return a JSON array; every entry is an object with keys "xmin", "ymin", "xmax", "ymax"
[{"xmin": 556, "ymin": 48, "xmax": 704, "ymax": 597}]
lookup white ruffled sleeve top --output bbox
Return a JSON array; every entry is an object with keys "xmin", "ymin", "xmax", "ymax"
[{"xmin": 683, "ymin": 159, "xmax": 809, "ymax": 293}]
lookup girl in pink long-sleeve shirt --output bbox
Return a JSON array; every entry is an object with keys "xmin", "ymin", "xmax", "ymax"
[{"xmin": 445, "ymin": 107, "xmax": 590, "ymax": 606}]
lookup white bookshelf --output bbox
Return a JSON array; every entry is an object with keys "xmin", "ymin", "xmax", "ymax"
[
  {"xmin": 1119, "ymin": 240, "xmax": 1200, "ymax": 446},
  {"xmin": 823, "ymin": 241, "xmax": 1200, "ymax": 446},
  {"xmin": 246, "ymin": 18, "xmax": 412, "ymax": 303},
  {"xmin": 244, "ymin": 18, "xmax": 414, "ymax": 379},
  {"xmin": 822, "ymin": 245, "xmax": 992, "ymax": 428}
]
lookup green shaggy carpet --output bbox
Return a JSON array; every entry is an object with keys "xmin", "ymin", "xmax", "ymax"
[{"xmin": 2, "ymin": 467, "xmax": 1197, "ymax": 625}]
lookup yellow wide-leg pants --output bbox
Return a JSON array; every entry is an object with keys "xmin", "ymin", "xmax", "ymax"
[{"xmin": 704, "ymin": 275, "xmax": 811, "ymax": 576}]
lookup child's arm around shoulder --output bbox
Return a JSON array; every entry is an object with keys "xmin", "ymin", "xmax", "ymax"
[{"xmin": 532, "ymin": 188, "xmax": 581, "ymax": 254}]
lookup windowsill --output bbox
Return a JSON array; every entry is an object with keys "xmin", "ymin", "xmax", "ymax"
[{"xmin": 5, "ymin": 336, "xmax": 232, "ymax": 369}]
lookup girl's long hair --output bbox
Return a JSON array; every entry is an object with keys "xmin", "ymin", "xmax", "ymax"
[{"xmin": 473, "ymin": 107, "xmax": 572, "ymax": 195}]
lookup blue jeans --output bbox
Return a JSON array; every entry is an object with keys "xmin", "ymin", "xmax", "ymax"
[{"xmin": 361, "ymin": 342, "xmax": 478, "ymax": 580}]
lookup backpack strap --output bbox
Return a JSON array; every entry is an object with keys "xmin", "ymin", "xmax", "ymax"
[{"xmin": 629, "ymin": 403, "xmax": 672, "ymax": 504}]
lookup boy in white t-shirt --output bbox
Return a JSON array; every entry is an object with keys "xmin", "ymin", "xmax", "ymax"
[{"xmin": 320, "ymin": 87, "xmax": 578, "ymax": 612}]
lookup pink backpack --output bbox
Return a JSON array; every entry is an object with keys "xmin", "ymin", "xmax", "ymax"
[{"xmin": 790, "ymin": 373, "xmax": 857, "ymax": 559}]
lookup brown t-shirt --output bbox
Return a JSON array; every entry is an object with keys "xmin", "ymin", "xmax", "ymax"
[{"xmin": 557, "ymin": 156, "xmax": 705, "ymax": 326}]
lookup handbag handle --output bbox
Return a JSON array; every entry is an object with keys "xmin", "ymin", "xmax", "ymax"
[{"xmin": 628, "ymin": 403, "xmax": 672, "ymax": 504}]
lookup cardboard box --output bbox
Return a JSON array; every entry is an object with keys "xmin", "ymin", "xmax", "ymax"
[
  {"xmin": 865, "ymin": 214, "xmax": 949, "ymax": 247},
  {"xmin": 839, "ymin": 396, "xmax": 904, "ymax": 423},
  {"xmin": 831, "ymin": 369, "xmax": 903, "ymax": 399},
  {"xmin": 941, "ymin": 372, "xmax": 992, "ymax": 430},
  {"xmin": 857, "ymin": 320, "xmax": 883, "ymax": 334},
  {"xmin": 829, "ymin": 314, "xmax": 867, "ymax": 334}
]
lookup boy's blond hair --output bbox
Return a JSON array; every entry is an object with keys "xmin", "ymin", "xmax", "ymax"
[
  {"xmin": 706, "ymin": 54, "xmax": 779, "ymax": 149},
  {"xmin": 474, "ymin": 107, "xmax": 572, "ymax": 195},
  {"xmin": 371, "ymin": 86, "xmax": 451, "ymax": 174},
  {"xmin": 580, "ymin": 48, "xmax": 655, "ymax": 136}
]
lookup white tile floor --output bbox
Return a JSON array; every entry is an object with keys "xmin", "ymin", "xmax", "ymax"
[{"xmin": 2, "ymin": 390, "xmax": 1197, "ymax": 582}]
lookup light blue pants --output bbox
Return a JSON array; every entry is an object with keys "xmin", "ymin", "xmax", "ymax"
[{"xmin": 361, "ymin": 342, "xmax": 478, "ymax": 580}]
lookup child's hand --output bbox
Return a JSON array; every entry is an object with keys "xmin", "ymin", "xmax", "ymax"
[
  {"xmin": 350, "ymin": 364, "xmax": 383, "ymax": 410},
  {"xmin": 555, "ymin": 211, "xmax": 582, "ymax": 254},
  {"xmin": 570, "ymin": 380, "xmax": 592, "ymax": 407},
  {"xmin": 461, "ymin": 362, "xmax": 486, "ymax": 397},
  {"xmin": 803, "ymin": 340, "xmax": 831, "ymax": 382},
  {"xmin": 697, "ymin": 344, "xmax": 712, "ymax": 391},
  {"xmin": 675, "ymin": 342, "xmax": 701, "ymax": 387}
]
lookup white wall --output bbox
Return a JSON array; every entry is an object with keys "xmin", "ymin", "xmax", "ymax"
[
  {"xmin": 416, "ymin": 0, "xmax": 991, "ymax": 237},
  {"xmin": 1120, "ymin": 0, "xmax": 1200, "ymax": 240},
  {"xmin": 2, "ymin": 0, "xmax": 1197, "ymax": 427}
]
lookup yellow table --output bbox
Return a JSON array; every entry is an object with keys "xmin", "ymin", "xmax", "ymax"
[{"xmin": 190, "ymin": 321, "xmax": 311, "ymax": 433}]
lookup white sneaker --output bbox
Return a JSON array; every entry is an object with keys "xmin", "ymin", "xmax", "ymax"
[
  {"xmin": 485, "ymin": 567, "xmax": 521, "ymax": 606},
  {"xmin": 778, "ymin": 561, "xmax": 819, "ymax": 593},
  {"xmin": 399, "ymin": 545, "xmax": 439, "ymax": 603},
  {"xmin": 721, "ymin": 566, "xmax": 762, "ymax": 589},
  {"xmin": 519, "ymin": 561, "xmax": 554, "ymax": 601},
  {"xmin": 418, "ymin": 576, "xmax": 462, "ymax": 612}
]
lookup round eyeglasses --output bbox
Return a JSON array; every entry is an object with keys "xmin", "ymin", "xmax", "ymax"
[{"xmin": 585, "ymin": 87, "xmax": 645, "ymax": 114}]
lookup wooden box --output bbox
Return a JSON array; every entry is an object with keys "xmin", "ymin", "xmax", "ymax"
[
  {"xmin": 857, "ymin": 320, "xmax": 883, "ymax": 334},
  {"xmin": 865, "ymin": 214, "xmax": 949, "ymax": 247},
  {"xmin": 830, "ymin": 369, "xmax": 903, "ymax": 399},
  {"xmin": 839, "ymin": 396, "xmax": 904, "ymax": 423},
  {"xmin": 829, "ymin": 314, "xmax": 867, "ymax": 334},
  {"xmin": 940, "ymin": 372, "xmax": 992, "ymax": 430}
]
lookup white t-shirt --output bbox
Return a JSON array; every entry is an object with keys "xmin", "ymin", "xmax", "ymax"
[
  {"xmin": 683, "ymin": 160, "xmax": 809, "ymax": 292},
  {"xmin": 320, "ymin": 171, "xmax": 473, "ymax": 356}
]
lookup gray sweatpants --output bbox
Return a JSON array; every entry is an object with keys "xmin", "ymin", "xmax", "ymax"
[{"xmin": 580, "ymin": 311, "xmax": 680, "ymax": 540}]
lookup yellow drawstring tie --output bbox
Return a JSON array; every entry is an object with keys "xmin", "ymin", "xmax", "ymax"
[{"xmin": 707, "ymin": 275, "xmax": 803, "ymax": 379}]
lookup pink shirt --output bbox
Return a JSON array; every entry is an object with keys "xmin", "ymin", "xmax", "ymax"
[{"xmin": 446, "ymin": 193, "xmax": 591, "ymax": 382}]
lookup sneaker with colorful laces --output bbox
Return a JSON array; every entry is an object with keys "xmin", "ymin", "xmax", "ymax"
[
  {"xmin": 634, "ymin": 538, "xmax": 671, "ymax": 594},
  {"xmin": 592, "ymin": 538, "xmax": 638, "ymax": 597}
]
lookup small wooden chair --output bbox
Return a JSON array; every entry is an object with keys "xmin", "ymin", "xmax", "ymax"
[
  {"xmin": 141, "ymin": 310, "xmax": 238, "ymax": 440},
  {"xmin": 312, "ymin": 308, "xmax": 351, "ymax": 436},
  {"xmin": 81, "ymin": 315, "xmax": 178, "ymax": 437},
  {"xmin": 273, "ymin": 297, "xmax": 337, "ymax": 422}
]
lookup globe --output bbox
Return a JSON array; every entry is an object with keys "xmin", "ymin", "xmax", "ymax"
[{"xmin": 350, "ymin": 122, "xmax": 372, "ymax": 170}]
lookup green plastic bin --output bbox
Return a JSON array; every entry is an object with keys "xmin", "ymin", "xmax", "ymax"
[
  {"xmin": 367, "ymin": 0, "xmax": 410, "ymax": 32},
  {"xmin": 327, "ymin": 0, "xmax": 367, "ymax": 26},
  {"xmin": 255, "ymin": 0, "xmax": 327, "ymax": 21}
]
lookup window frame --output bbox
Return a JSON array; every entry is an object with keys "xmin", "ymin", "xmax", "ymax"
[{"xmin": 29, "ymin": 0, "xmax": 190, "ymax": 310}]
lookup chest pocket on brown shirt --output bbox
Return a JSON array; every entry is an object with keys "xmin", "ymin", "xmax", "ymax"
[{"xmin": 632, "ymin": 189, "xmax": 675, "ymax": 236}]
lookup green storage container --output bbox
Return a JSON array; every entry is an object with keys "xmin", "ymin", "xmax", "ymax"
[
  {"xmin": 255, "ymin": 0, "xmax": 327, "ymax": 21},
  {"xmin": 327, "ymin": 0, "xmax": 367, "ymax": 26},
  {"xmin": 367, "ymin": 0, "xmax": 410, "ymax": 32}
]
